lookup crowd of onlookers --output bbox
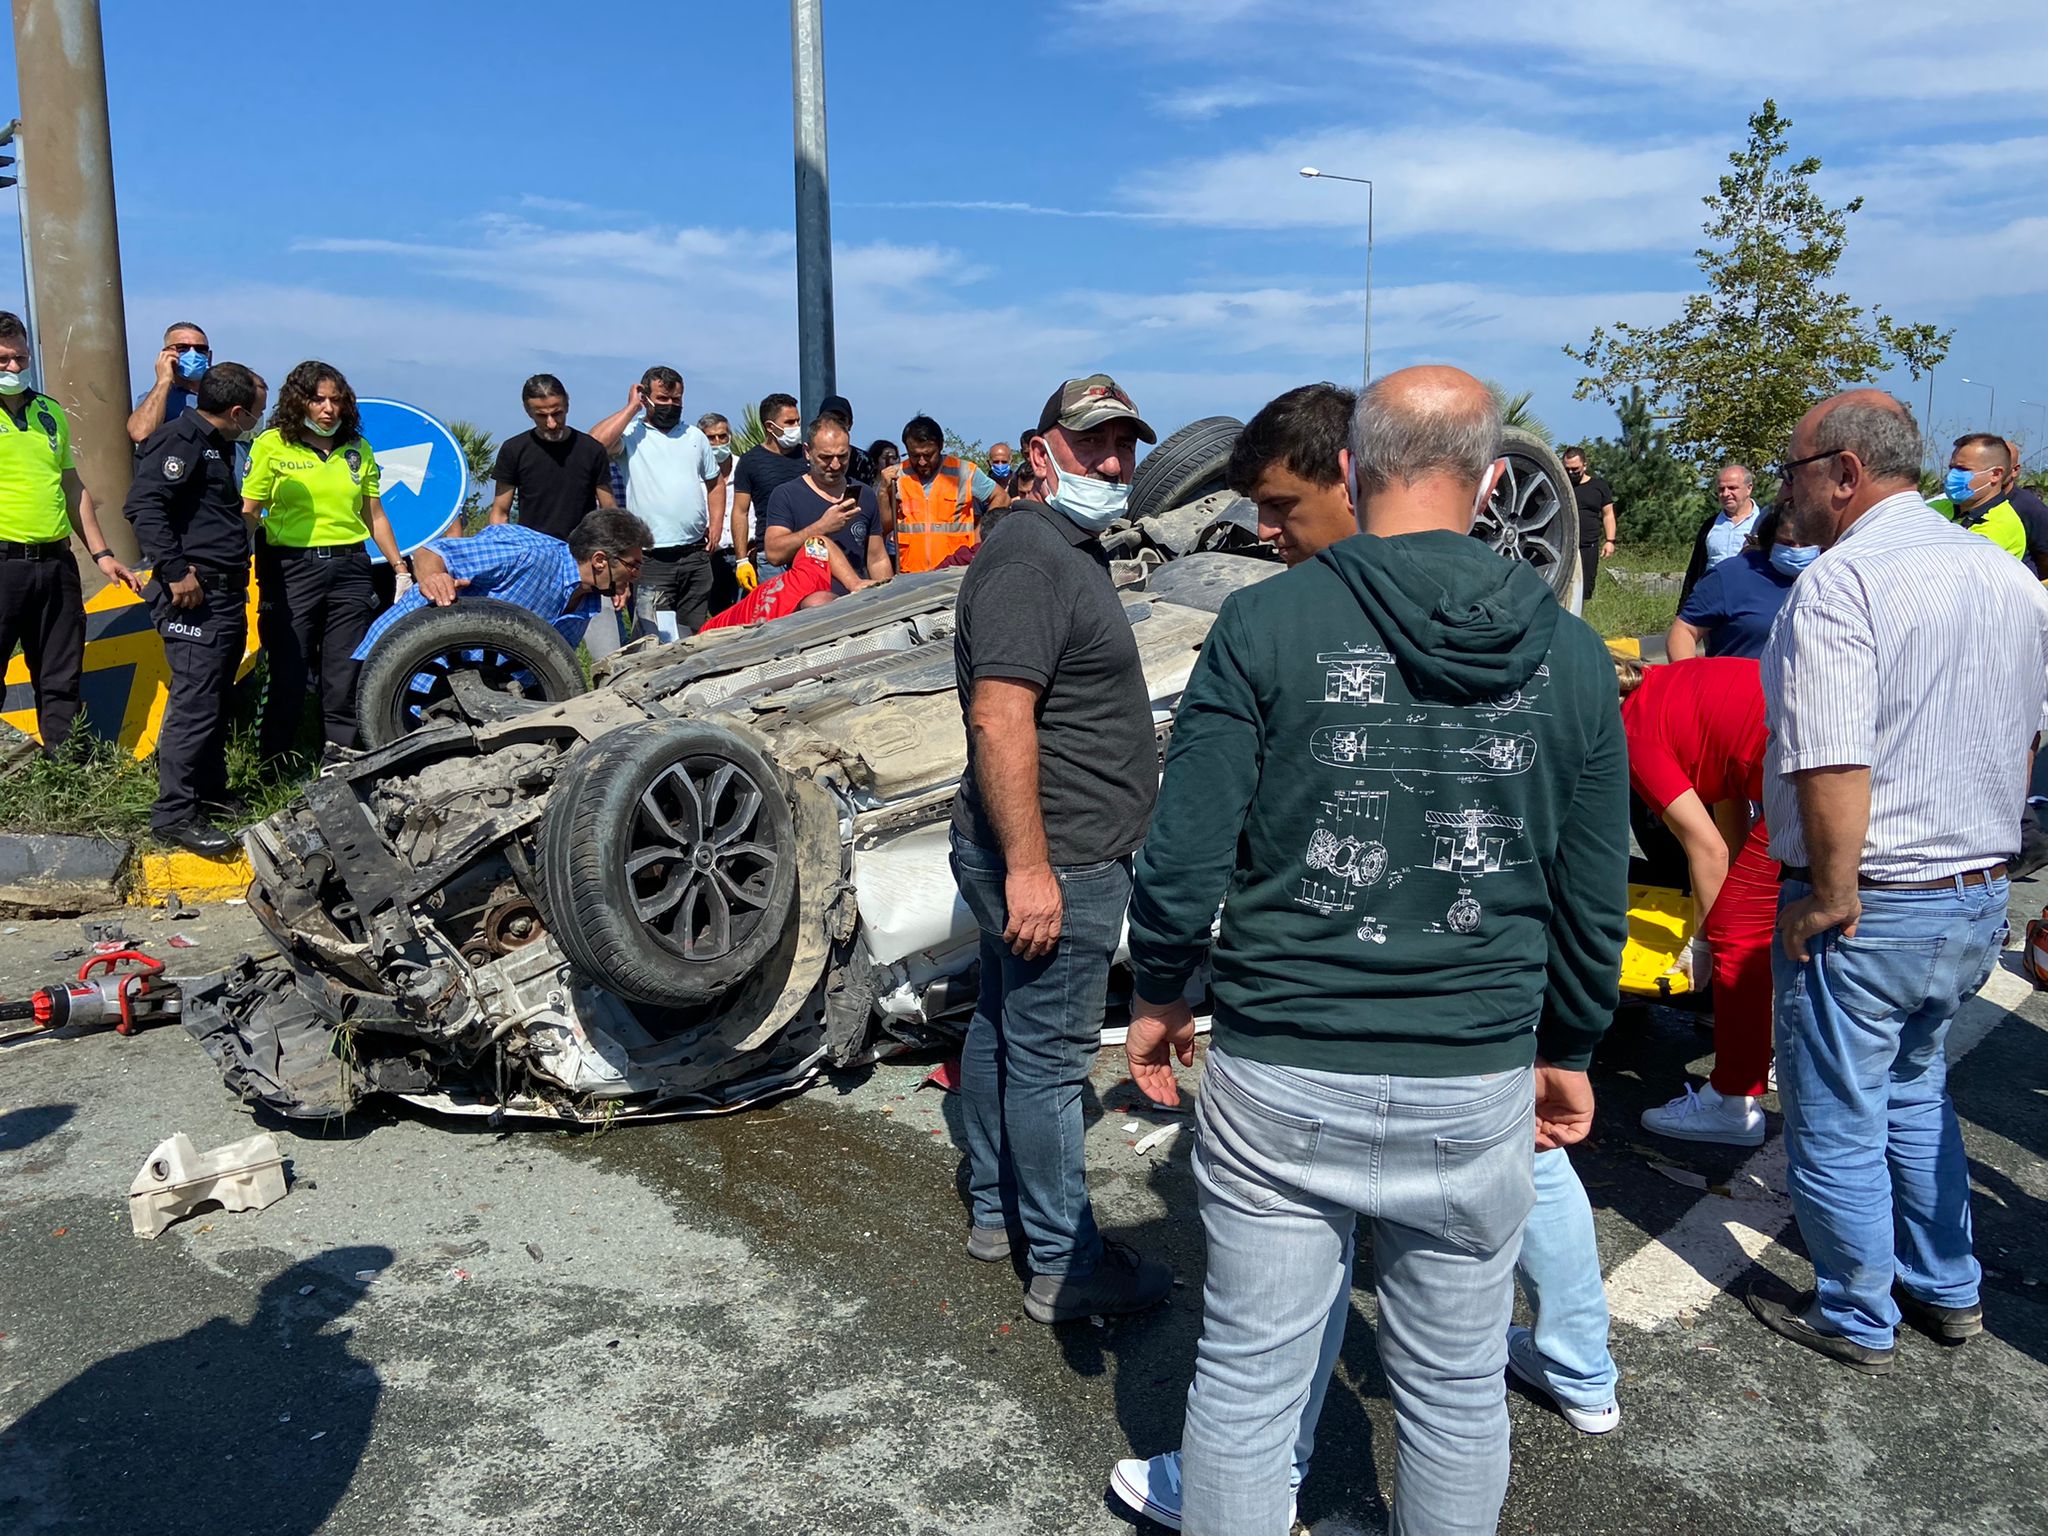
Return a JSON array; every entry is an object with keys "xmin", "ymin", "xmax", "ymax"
[{"xmin": 6, "ymin": 309, "xmax": 2044, "ymax": 1534}]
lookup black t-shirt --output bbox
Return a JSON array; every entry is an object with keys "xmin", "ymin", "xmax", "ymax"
[
  {"xmin": 952, "ymin": 500, "xmax": 1158, "ymax": 866},
  {"xmin": 1571, "ymin": 472, "xmax": 1614, "ymax": 546},
  {"xmin": 731, "ymin": 445, "xmax": 811, "ymax": 551},
  {"xmin": 762, "ymin": 477, "xmax": 881, "ymax": 592},
  {"xmin": 491, "ymin": 429, "xmax": 610, "ymax": 541}
]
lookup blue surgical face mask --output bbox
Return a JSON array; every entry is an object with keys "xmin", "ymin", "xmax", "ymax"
[
  {"xmin": 176, "ymin": 348, "xmax": 209, "ymax": 383},
  {"xmin": 1770, "ymin": 543, "xmax": 1819, "ymax": 577},
  {"xmin": 989, "ymin": 461, "xmax": 1012, "ymax": 481},
  {"xmin": 304, "ymin": 414, "xmax": 340, "ymax": 438},
  {"xmin": 712, "ymin": 444, "xmax": 732, "ymax": 466},
  {"xmin": 1044, "ymin": 463, "xmax": 1130, "ymax": 534},
  {"xmin": 1944, "ymin": 466, "xmax": 1982, "ymax": 504}
]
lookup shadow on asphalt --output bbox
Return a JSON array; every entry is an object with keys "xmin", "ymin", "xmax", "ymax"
[
  {"xmin": 0, "ymin": 1245, "xmax": 393, "ymax": 1536},
  {"xmin": 0, "ymin": 1102, "xmax": 75, "ymax": 1151}
]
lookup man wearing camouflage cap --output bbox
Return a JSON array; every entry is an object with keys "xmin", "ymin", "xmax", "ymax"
[{"xmin": 948, "ymin": 373, "xmax": 1173, "ymax": 1324}]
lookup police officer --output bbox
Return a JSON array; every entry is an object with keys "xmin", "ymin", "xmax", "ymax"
[
  {"xmin": 0, "ymin": 310, "xmax": 140, "ymax": 756},
  {"xmin": 125, "ymin": 363, "xmax": 268, "ymax": 852},
  {"xmin": 242, "ymin": 360, "xmax": 407, "ymax": 763}
]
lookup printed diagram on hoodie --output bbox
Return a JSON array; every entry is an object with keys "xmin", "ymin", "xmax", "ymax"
[{"xmin": 1294, "ymin": 658, "xmax": 1549, "ymax": 938}]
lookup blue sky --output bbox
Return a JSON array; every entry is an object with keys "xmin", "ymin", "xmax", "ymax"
[{"xmin": 3, "ymin": 0, "xmax": 2044, "ymax": 461}]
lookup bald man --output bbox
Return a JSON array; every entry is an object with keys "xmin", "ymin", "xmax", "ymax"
[
  {"xmin": 1118, "ymin": 364, "xmax": 1629, "ymax": 1534},
  {"xmin": 1755, "ymin": 389, "xmax": 2048, "ymax": 1372},
  {"xmin": 2001, "ymin": 436, "xmax": 2048, "ymax": 574}
]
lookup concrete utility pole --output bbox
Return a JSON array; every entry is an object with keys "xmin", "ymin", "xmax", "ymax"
[
  {"xmin": 789, "ymin": 0, "xmax": 837, "ymax": 417},
  {"xmin": 10, "ymin": 0, "xmax": 135, "ymax": 576}
]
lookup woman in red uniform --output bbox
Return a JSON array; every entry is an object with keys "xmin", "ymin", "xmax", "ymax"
[{"xmin": 1620, "ymin": 654, "xmax": 1778, "ymax": 1146}]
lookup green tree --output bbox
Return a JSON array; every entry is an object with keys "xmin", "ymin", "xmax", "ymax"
[
  {"xmin": 944, "ymin": 428, "xmax": 988, "ymax": 470},
  {"xmin": 1487, "ymin": 381, "xmax": 1550, "ymax": 444},
  {"xmin": 731, "ymin": 401, "xmax": 766, "ymax": 455},
  {"xmin": 1567, "ymin": 100, "xmax": 1950, "ymax": 474},
  {"xmin": 1581, "ymin": 388, "xmax": 1711, "ymax": 554},
  {"xmin": 445, "ymin": 419, "xmax": 498, "ymax": 534}
]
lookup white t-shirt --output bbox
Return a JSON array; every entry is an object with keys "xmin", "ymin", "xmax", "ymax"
[{"xmin": 618, "ymin": 418, "xmax": 721, "ymax": 547}]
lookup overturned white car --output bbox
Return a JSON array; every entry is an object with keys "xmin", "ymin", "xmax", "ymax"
[{"xmin": 181, "ymin": 422, "xmax": 1578, "ymax": 1123}]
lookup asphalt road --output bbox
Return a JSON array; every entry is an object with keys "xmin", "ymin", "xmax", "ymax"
[{"xmin": 2, "ymin": 893, "xmax": 2045, "ymax": 1536}]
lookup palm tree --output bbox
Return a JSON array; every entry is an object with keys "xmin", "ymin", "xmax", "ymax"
[
  {"xmin": 731, "ymin": 402, "xmax": 766, "ymax": 455},
  {"xmin": 445, "ymin": 420, "xmax": 498, "ymax": 534},
  {"xmin": 1486, "ymin": 382, "xmax": 1552, "ymax": 445}
]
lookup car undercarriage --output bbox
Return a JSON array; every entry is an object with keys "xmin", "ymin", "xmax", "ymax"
[{"xmin": 179, "ymin": 423, "xmax": 1581, "ymax": 1124}]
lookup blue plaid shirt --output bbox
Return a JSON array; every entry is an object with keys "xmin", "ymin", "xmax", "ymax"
[{"xmin": 353, "ymin": 524, "xmax": 600, "ymax": 659}]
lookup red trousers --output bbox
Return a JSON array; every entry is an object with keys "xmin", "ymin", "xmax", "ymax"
[{"xmin": 1703, "ymin": 817, "xmax": 1779, "ymax": 1097}]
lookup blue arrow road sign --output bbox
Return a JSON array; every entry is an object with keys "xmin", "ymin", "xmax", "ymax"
[{"xmin": 354, "ymin": 399, "xmax": 468, "ymax": 560}]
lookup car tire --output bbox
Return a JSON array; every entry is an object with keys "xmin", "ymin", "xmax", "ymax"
[
  {"xmin": 539, "ymin": 721, "xmax": 799, "ymax": 1010},
  {"xmin": 1474, "ymin": 429, "xmax": 1580, "ymax": 602},
  {"xmin": 1128, "ymin": 416, "xmax": 1243, "ymax": 524},
  {"xmin": 356, "ymin": 598, "xmax": 587, "ymax": 748}
]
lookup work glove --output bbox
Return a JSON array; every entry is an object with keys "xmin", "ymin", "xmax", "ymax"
[
  {"xmin": 735, "ymin": 559, "xmax": 759, "ymax": 593},
  {"xmin": 1670, "ymin": 934, "xmax": 1714, "ymax": 989}
]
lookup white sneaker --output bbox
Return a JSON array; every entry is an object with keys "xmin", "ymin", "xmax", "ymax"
[
  {"xmin": 1108, "ymin": 1449, "xmax": 1299, "ymax": 1531},
  {"xmin": 1506, "ymin": 1325, "xmax": 1621, "ymax": 1435},
  {"xmin": 1768, "ymin": 1061, "xmax": 1778, "ymax": 1093},
  {"xmin": 1640, "ymin": 1082, "xmax": 1765, "ymax": 1146}
]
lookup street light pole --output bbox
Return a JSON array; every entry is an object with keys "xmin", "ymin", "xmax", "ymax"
[
  {"xmin": 1300, "ymin": 167, "xmax": 1373, "ymax": 387},
  {"xmin": 1960, "ymin": 376, "xmax": 1995, "ymax": 432},
  {"xmin": 788, "ymin": 0, "xmax": 837, "ymax": 417}
]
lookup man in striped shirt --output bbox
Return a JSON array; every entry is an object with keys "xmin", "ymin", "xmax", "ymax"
[{"xmin": 1754, "ymin": 389, "xmax": 2048, "ymax": 1373}]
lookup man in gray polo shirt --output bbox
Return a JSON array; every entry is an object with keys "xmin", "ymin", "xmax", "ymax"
[{"xmin": 949, "ymin": 373, "xmax": 1173, "ymax": 1324}]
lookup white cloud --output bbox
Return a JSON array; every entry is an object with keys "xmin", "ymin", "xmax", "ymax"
[
  {"xmin": 1152, "ymin": 83, "xmax": 1293, "ymax": 121},
  {"xmin": 1122, "ymin": 124, "xmax": 1720, "ymax": 252}
]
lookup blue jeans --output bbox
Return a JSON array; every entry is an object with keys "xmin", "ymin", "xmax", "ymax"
[
  {"xmin": 1773, "ymin": 877, "xmax": 2007, "ymax": 1348},
  {"xmin": 1179, "ymin": 1049, "xmax": 1535, "ymax": 1536},
  {"xmin": 949, "ymin": 835, "xmax": 1133, "ymax": 1279},
  {"xmin": 1516, "ymin": 1148, "xmax": 1617, "ymax": 1410}
]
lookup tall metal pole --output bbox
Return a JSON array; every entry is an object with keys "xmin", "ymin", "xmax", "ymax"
[
  {"xmin": 1961, "ymin": 376, "xmax": 1994, "ymax": 433},
  {"xmin": 1363, "ymin": 180, "xmax": 1373, "ymax": 387},
  {"xmin": 789, "ymin": 0, "xmax": 837, "ymax": 418},
  {"xmin": 10, "ymin": 0, "xmax": 136, "ymax": 574},
  {"xmin": 1300, "ymin": 168, "xmax": 1373, "ymax": 387},
  {"xmin": 0, "ymin": 119, "xmax": 37, "ymax": 366}
]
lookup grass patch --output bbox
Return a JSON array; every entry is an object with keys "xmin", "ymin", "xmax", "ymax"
[
  {"xmin": 0, "ymin": 725, "xmax": 311, "ymax": 842},
  {"xmin": 1583, "ymin": 570, "xmax": 1681, "ymax": 641}
]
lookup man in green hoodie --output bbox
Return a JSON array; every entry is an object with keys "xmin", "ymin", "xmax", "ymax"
[{"xmin": 1119, "ymin": 366, "xmax": 1629, "ymax": 1536}]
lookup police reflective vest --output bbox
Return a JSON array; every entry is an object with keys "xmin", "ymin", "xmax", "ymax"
[
  {"xmin": 895, "ymin": 456, "xmax": 977, "ymax": 573},
  {"xmin": 1935, "ymin": 493, "xmax": 2027, "ymax": 562},
  {"xmin": 0, "ymin": 392, "xmax": 75, "ymax": 544}
]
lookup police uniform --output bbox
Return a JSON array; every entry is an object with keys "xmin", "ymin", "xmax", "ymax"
[
  {"xmin": 125, "ymin": 412, "xmax": 249, "ymax": 832},
  {"xmin": 242, "ymin": 427, "xmax": 384, "ymax": 760},
  {"xmin": 0, "ymin": 390, "xmax": 85, "ymax": 751}
]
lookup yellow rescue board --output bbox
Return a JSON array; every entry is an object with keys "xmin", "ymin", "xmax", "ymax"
[{"xmin": 1621, "ymin": 882, "xmax": 1697, "ymax": 998}]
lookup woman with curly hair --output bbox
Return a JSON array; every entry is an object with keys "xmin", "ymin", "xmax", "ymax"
[{"xmin": 241, "ymin": 359, "xmax": 407, "ymax": 762}]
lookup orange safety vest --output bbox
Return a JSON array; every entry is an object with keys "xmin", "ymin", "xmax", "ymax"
[{"xmin": 896, "ymin": 456, "xmax": 978, "ymax": 573}]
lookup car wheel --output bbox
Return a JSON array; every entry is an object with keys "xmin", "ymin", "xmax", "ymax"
[
  {"xmin": 1472, "ymin": 428, "xmax": 1579, "ymax": 602},
  {"xmin": 1128, "ymin": 416, "xmax": 1243, "ymax": 524},
  {"xmin": 539, "ymin": 721, "xmax": 799, "ymax": 1010},
  {"xmin": 356, "ymin": 598, "xmax": 588, "ymax": 748}
]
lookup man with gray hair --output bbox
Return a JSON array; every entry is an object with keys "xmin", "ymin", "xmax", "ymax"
[
  {"xmin": 1117, "ymin": 365, "xmax": 1628, "ymax": 1534},
  {"xmin": 1680, "ymin": 462, "xmax": 1762, "ymax": 602},
  {"xmin": 1751, "ymin": 390, "xmax": 2048, "ymax": 1372}
]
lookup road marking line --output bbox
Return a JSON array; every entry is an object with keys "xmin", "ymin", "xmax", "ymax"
[{"xmin": 1606, "ymin": 957, "xmax": 2036, "ymax": 1332}]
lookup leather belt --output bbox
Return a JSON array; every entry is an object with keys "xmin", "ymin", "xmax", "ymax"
[
  {"xmin": 269, "ymin": 543, "xmax": 364, "ymax": 561},
  {"xmin": 0, "ymin": 537, "xmax": 71, "ymax": 561},
  {"xmin": 1780, "ymin": 863, "xmax": 2007, "ymax": 890},
  {"xmin": 646, "ymin": 540, "xmax": 708, "ymax": 558}
]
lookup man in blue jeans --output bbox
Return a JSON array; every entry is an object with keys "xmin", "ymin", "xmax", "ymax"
[
  {"xmin": 1118, "ymin": 367, "xmax": 1629, "ymax": 1535},
  {"xmin": 948, "ymin": 374, "xmax": 1172, "ymax": 1325},
  {"xmin": 1756, "ymin": 389, "xmax": 2048, "ymax": 1371}
]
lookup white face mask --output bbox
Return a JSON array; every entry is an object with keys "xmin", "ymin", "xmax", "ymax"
[
  {"xmin": 0, "ymin": 371, "xmax": 27, "ymax": 396},
  {"xmin": 1044, "ymin": 461, "xmax": 1130, "ymax": 534},
  {"xmin": 776, "ymin": 426, "xmax": 803, "ymax": 451}
]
